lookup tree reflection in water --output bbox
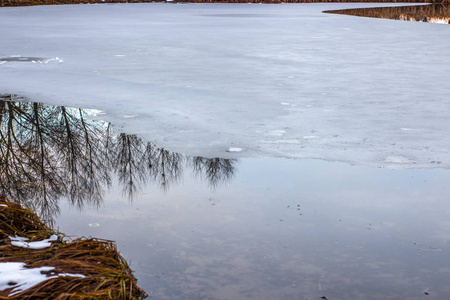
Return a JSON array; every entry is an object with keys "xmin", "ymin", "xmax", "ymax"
[{"xmin": 0, "ymin": 94, "xmax": 237, "ymax": 220}]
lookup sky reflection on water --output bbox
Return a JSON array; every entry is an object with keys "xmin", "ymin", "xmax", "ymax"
[{"xmin": 57, "ymin": 158, "xmax": 450, "ymax": 300}]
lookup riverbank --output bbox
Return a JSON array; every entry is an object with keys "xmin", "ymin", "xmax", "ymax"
[
  {"xmin": 0, "ymin": 198, "xmax": 147, "ymax": 299},
  {"xmin": 325, "ymin": 2, "xmax": 450, "ymax": 23}
]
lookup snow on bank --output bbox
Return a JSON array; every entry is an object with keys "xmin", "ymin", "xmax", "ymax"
[
  {"xmin": 0, "ymin": 3, "xmax": 449, "ymax": 169},
  {"xmin": 0, "ymin": 262, "xmax": 85, "ymax": 296},
  {"xmin": 9, "ymin": 235, "xmax": 58, "ymax": 250}
]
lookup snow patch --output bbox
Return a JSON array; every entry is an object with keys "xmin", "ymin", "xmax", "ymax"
[
  {"xmin": 226, "ymin": 147, "xmax": 242, "ymax": 153},
  {"xmin": 265, "ymin": 130, "xmax": 286, "ymax": 137},
  {"xmin": 384, "ymin": 156, "xmax": 415, "ymax": 164},
  {"xmin": 0, "ymin": 204, "xmax": 7, "ymax": 207},
  {"xmin": 0, "ymin": 262, "xmax": 85, "ymax": 296},
  {"xmin": 84, "ymin": 109, "xmax": 105, "ymax": 117},
  {"xmin": 265, "ymin": 140, "xmax": 302, "ymax": 144},
  {"xmin": 9, "ymin": 235, "xmax": 58, "ymax": 250}
]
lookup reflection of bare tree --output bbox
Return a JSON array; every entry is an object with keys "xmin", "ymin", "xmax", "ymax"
[
  {"xmin": 109, "ymin": 134, "xmax": 185, "ymax": 197},
  {"xmin": 55, "ymin": 106, "xmax": 111, "ymax": 209},
  {"xmin": 0, "ymin": 95, "xmax": 109, "ymax": 220},
  {"xmin": 1, "ymin": 98, "xmax": 62, "ymax": 219},
  {"xmin": 0, "ymin": 95, "xmax": 238, "ymax": 220},
  {"xmin": 191, "ymin": 157, "xmax": 238, "ymax": 188},
  {"xmin": 112, "ymin": 133, "xmax": 148, "ymax": 198},
  {"xmin": 145, "ymin": 145, "xmax": 184, "ymax": 191}
]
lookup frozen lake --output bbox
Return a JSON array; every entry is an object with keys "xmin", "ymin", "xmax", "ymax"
[
  {"xmin": 0, "ymin": 3, "xmax": 449, "ymax": 168},
  {"xmin": 1, "ymin": 2, "xmax": 450, "ymax": 299}
]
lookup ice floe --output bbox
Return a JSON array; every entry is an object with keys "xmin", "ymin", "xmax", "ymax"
[{"xmin": 0, "ymin": 56, "xmax": 63, "ymax": 64}]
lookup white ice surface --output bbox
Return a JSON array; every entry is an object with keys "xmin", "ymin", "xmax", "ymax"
[
  {"xmin": 0, "ymin": 262, "xmax": 85, "ymax": 296},
  {"xmin": 9, "ymin": 235, "xmax": 58, "ymax": 250},
  {"xmin": 0, "ymin": 3, "xmax": 449, "ymax": 169}
]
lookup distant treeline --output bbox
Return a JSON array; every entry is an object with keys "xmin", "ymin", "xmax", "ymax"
[
  {"xmin": 325, "ymin": 4, "xmax": 450, "ymax": 22},
  {"xmin": 1, "ymin": 0, "xmax": 448, "ymax": 7}
]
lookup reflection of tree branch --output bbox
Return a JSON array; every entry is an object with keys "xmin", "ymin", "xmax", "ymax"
[
  {"xmin": 60, "ymin": 106, "xmax": 77, "ymax": 185},
  {"xmin": 191, "ymin": 157, "xmax": 237, "ymax": 188},
  {"xmin": 114, "ymin": 133, "xmax": 148, "ymax": 199},
  {"xmin": 34, "ymin": 103, "xmax": 49, "ymax": 208},
  {"xmin": 55, "ymin": 106, "xmax": 107, "ymax": 209},
  {"xmin": 147, "ymin": 147, "xmax": 183, "ymax": 191}
]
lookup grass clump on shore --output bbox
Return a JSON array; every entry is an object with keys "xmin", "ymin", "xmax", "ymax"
[{"xmin": 0, "ymin": 197, "xmax": 148, "ymax": 299}]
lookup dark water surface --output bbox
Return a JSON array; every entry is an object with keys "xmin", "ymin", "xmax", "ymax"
[
  {"xmin": 56, "ymin": 159, "xmax": 450, "ymax": 300},
  {"xmin": 1, "ymin": 95, "xmax": 450, "ymax": 299}
]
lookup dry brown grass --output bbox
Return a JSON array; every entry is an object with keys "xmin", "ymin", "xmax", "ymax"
[{"xmin": 0, "ymin": 197, "xmax": 148, "ymax": 299}]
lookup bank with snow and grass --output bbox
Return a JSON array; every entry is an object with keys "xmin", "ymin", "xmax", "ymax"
[{"xmin": 0, "ymin": 199, "xmax": 147, "ymax": 299}]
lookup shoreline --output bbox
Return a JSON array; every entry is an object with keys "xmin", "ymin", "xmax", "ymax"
[
  {"xmin": 0, "ymin": 0, "xmax": 444, "ymax": 7},
  {"xmin": 0, "ymin": 198, "xmax": 148, "ymax": 299}
]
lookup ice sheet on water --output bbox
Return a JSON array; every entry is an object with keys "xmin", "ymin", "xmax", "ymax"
[{"xmin": 0, "ymin": 3, "xmax": 449, "ymax": 169}]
